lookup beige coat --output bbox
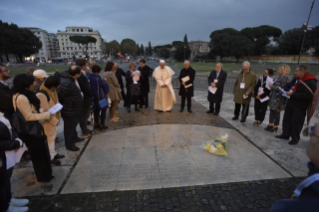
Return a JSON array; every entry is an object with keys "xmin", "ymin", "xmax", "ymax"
[
  {"xmin": 13, "ymin": 93, "xmax": 50, "ymax": 122},
  {"xmin": 103, "ymin": 71, "xmax": 123, "ymax": 101},
  {"xmin": 36, "ymin": 93, "xmax": 60, "ymax": 136},
  {"xmin": 232, "ymin": 71, "xmax": 256, "ymax": 104}
]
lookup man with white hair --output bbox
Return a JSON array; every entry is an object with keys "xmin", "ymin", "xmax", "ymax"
[
  {"xmin": 207, "ymin": 63, "xmax": 227, "ymax": 115},
  {"xmin": 232, "ymin": 61, "xmax": 256, "ymax": 122},
  {"xmin": 153, "ymin": 60, "xmax": 176, "ymax": 112},
  {"xmin": 178, "ymin": 61, "xmax": 196, "ymax": 113}
]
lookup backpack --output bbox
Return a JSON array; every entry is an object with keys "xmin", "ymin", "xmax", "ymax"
[{"xmin": 37, "ymin": 90, "xmax": 50, "ymax": 102}]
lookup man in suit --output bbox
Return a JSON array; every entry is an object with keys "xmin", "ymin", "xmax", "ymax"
[
  {"xmin": 76, "ymin": 59, "xmax": 94, "ymax": 138},
  {"xmin": 207, "ymin": 63, "xmax": 227, "ymax": 115},
  {"xmin": 138, "ymin": 59, "xmax": 153, "ymax": 108},
  {"xmin": 0, "ymin": 63, "xmax": 14, "ymax": 123},
  {"xmin": 178, "ymin": 60, "xmax": 196, "ymax": 113},
  {"xmin": 114, "ymin": 63, "xmax": 127, "ymax": 107}
]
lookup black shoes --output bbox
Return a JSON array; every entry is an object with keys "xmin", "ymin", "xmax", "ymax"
[
  {"xmin": 100, "ymin": 125, "xmax": 108, "ymax": 130},
  {"xmin": 54, "ymin": 154, "xmax": 65, "ymax": 159},
  {"xmin": 51, "ymin": 158, "xmax": 61, "ymax": 166},
  {"xmin": 264, "ymin": 125, "xmax": 273, "ymax": 131},
  {"xmin": 213, "ymin": 112, "xmax": 219, "ymax": 116},
  {"xmin": 269, "ymin": 127, "xmax": 278, "ymax": 132},
  {"xmin": 206, "ymin": 110, "xmax": 214, "ymax": 114},
  {"xmin": 135, "ymin": 108, "xmax": 140, "ymax": 112},
  {"xmin": 76, "ymin": 138, "xmax": 85, "ymax": 142},
  {"xmin": 179, "ymin": 109, "xmax": 184, "ymax": 112},
  {"xmin": 275, "ymin": 134, "xmax": 289, "ymax": 140},
  {"xmin": 232, "ymin": 116, "xmax": 238, "ymax": 120},
  {"xmin": 240, "ymin": 119, "xmax": 246, "ymax": 123},
  {"xmin": 288, "ymin": 140, "xmax": 298, "ymax": 145},
  {"xmin": 127, "ymin": 109, "xmax": 131, "ymax": 113},
  {"xmin": 188, "ymin": 110, "xmax": 193, "ymax": 113},
  {"xmin": 67, "ymin": 146, "xmax": 80, "ymax": 151}
]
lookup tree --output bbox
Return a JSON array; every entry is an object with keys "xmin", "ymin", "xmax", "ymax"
[
  {"xmin": 277, "ymin": 28, "xmax": 304, "ymax": 55},
  {"xmin": 172, "ymin": 41, "xmax": 183, "ymax": 47},
  {"xmin": 148, "ymin": 42, "xmax": 152, "ymax": 56},
  {"xmin": 159, "ymin": 48, "xmax": 170, "ymax": 59},
  {"xmin": 174, "ymin": 35, "xmax": 191, "ymax": 61},
  {"xmin": 230, "ymin": 36, "xmax": 254, "ymax": 62},
  {"xmin": 106, "ymin": 40, "xmax": 121, "ymax": 55},
  {"xmin": 210, "ymin": 28, "xmax": 240, "ymax": 38},
  {"xmin": 210, "ymin": 34, "xmax": 232, "ymax": 61},
  {"xmin": 314, "ymin": 46, "xmax": 319, "ymax": 56},
  {"xmin": 120, "ymin": 38, "xmax": 137, "ymax": 55},
  {"xmin": 69, "ymin": 35, "xmax": 97, "ymax": 58},
  {"xmin": 141, "ymin": 44, "xmax": 144, "ymax": 55}
]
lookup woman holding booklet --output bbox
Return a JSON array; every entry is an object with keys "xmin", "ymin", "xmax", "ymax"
[
  {"xmin": 36, "ymin": 76, "xmax": 64, "ymax": 166},
  {"xmin": 253, "ymin": 68, "xmax": 274, "ymax": 126},
  {"xmin": 264, "ymin": 65, "xmax": 291, "ymax": 132}
]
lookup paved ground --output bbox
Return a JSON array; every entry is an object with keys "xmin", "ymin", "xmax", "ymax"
[{"xmin": 10, "ymin": 62, "xmax": 309, "ymax": 211}]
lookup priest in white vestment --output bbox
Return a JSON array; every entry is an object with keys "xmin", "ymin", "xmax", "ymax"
[{"xmin": 153, "ymin": 60, "xmax": 176, "ymax": 112}]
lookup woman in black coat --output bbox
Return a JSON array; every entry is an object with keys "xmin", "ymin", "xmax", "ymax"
[
  {"xmin": 253, "ymin": 68, "xmax": 274, "ymax": 126},
  {"xmin": 0, "ymin": 113, "xmax": 29, "ymax": 212}
]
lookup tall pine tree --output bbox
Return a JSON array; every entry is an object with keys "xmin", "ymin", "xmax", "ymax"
[
  {"xmin": 148, "ymin": 42, "xmax": 152, "ymax": 56},
  {"xmin": 174, "ymin": 34, "xmax": 191, "ymax": 61},
  {"xmin": 141, "ymin": 44, "xmax": 144, "ymax": 55}
]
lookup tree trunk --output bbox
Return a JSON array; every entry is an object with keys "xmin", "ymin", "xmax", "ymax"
[
  {"xmin": 236, "ymin": 57, "xmax": 239, "ymax": 63},
  {"xmin": 5, "ymin": 52, "xmax": 9, "ymax": 62},
  {"xmin": 0, "ymin": 55, "xmax": 3, "ymax": 62},
  {"xmin": 18, "ymin": 54, "xmax": 23, "ymax": 63},
  {"xmin": 15, "ymin": 54, "xmax": 19, "ymax": 62}
]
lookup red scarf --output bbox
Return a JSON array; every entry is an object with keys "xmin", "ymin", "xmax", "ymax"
[{"xmin": 293, "ymin": 73, "xmax": 317, "ymax": 92}]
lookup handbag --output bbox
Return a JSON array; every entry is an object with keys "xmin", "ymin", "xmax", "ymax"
[
  {"xmin": 12, "ymin": 95, "xmax": 44, "ymax": 138},
  {"xmin": 97, "ymin": 78, "xmax": 108, "ymax": 109}
]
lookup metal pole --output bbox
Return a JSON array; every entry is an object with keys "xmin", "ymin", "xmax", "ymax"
[{"xmin": 298, "ymin": 0, "xmax": 316, "ymax": 64}]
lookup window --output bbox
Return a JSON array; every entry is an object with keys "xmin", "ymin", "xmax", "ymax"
[
  {"xmin": 63, "ymin": 53, "xmax": 66, "ymax": 55},
  {"xmin": 38, "ymin": 32, "xmax": 40, "ymax": 34},
  {"xmin": 62, "ymin": 43, "xmax": 64, "ymax": 46},
  {"xmin": 72, "ymin": 29, "xmax": 75, "ymax": 32},
  {"xmin": 71, "ymin": 47, "xmax": 73, "ymax": 50},
  {"xmin": 75, "ymin": 48, "xmax": 77, "ymax": 50},
  {"xmin": 81, "ymin": 29, "xmax": 83, "ymax": 32},
  {"xmin": 63, "ymin": 48, "xmax": 65, "ymax": 50},
  {"xmin": 67, "ymin": 53, "xmax": 70, "ymax": 55},
  {"xmin": 77, "ymin": 29, "xmax": 79, "ymax": 32}
]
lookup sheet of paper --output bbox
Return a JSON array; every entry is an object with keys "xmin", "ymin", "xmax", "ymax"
[
  {"xmin": 279, "ymin": 87, "xmax": 291, "ymax": 99},
  {"xmin": 185, "ymin": 83, "xmax": 193, "ymax": 88},
  {"xmin": 5, "ymin": 146, "xmax": 27, "ymax": 169},
  {"xmin": 260, "ymin": 96, "xmax": 269, "ymax": 103},
  {"xmin": 243, "ymin": 94, "xmax": 248, "ymax": 99},
  {"xmin": 132, "ymin": 71, "xmax": 140, "ymax": 84},
  {"xmin": 182, "ymin": 76, "xmax": 190, "ymax": 83},
  {"xmin": 265, "ymin": 77, "xmax": 274, "ymax": 90},
  {"xmin": 240, "ymin": 83, "xmax": 245, "ymax": 89},
  {"xmin": 208, "ymin": 86, "xmax": 217, "ymax": 94},
  {"xmin": 48, "ymin": 103, "xmax": 63, "ymax": 114},
  {"xmin": 258, "ymin": 87, "xmax": 264, "ymax": 96}
]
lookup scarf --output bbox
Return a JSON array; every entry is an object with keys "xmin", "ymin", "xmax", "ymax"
[
  {"xmin": 19, "ymin": 90, "xmax": 41, "ymax": 112},
  {"xmin": 40, "ymin": 84, "xmax": 61, "ymax": 120},
  {"xmin": 293, "ymin": 73, "xmax": 317, "ymax": 93}
]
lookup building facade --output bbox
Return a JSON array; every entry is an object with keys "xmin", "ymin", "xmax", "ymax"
[
  {"xmin": 22, "ymin": 27, "xmax": 51, "ymax": 62},
  {"xmin": 57, "ymin": 26, "xmax": 103, "ymax": 60},
  {"xmin": 48, "ymin": 33, "xmax": 60, "ymax": 58},
  {"xmin": 188, "ymin": 41, "xmax": 211, "ymax": 60}
]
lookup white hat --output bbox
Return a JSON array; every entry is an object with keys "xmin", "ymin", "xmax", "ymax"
[
  {"xmin": 33, "ymin": 69, "xmax": 49, "ymax": 79},
  {"xmin": 160, "ymin": 60, "xmax": 165, "ymax": 63}
]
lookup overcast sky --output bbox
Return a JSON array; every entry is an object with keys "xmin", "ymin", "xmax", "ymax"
[{"xmin": 1, "ymin": 0, "xmax": 319, "ymax": 46}]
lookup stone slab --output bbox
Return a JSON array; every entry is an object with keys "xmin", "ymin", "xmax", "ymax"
[
  {"xmin": 11, "ymin": 166, "xmax": 70, "ymax": 197},
  {"xmin": 62, "ymin": 124, "xmax": 290, "ymax": 194},
  {"xmin": 193, "ymin": 91, "xmax": 313, "ymax": 177}
]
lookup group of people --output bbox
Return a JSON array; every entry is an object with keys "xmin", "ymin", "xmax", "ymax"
[{"xmin": 215, "ymin": 61, "xmax": 317, "ymax": 146}]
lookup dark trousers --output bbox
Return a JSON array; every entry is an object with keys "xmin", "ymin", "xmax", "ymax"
[
  {"xmin": 80, "ymin": 107, "xmax": 91, "ymax": 134},
  {"xmin": 282, "ymin": 106, "xmax": 306, "ymax": 143},
  {"xmin": 269, "ymin": 109, "xmax": 281, "ymax": 126},
  {"xmin": 234, "ymin": 103, "xmax": 250, "ymax": 119},
  {"xmin": 94, "ymin": 108, "xmax": 107, "ymax": 127},
  {"xmin": 139, "ymin": 93, "xmax": 149, "ymax": 107},
  {"xmin": 254, "ymin": 100, "xmax": 268, "ymax": 123},
  {"xmin": 62, "ymin": 115, "xmax": 80, "ymax": 149},
  {"xmin": 128, "ymin": 95, "xmax": 138, "ymax": 109},
  {"xmin": 121, "ymin": 88, "xmax": 127, "ymax": 107},
  {"xmin": 209, "ymin": 101, "xmax": 221, "ymax": 113},
  {"xmin": 0, "ymin": 168, "xmax": 13, "ymax": 212},
  {"xmin": 181, "ymin": 95, "xmax": 192, "ymax": 110}
]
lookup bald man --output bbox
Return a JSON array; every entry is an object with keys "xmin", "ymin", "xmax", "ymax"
[
  {"xmin": 153, "ymin": 60, "xmax": 176, "ymax": 112},
  {"xmin": 178, "ymin": 61, "xmax": 196, "ymax": 113}
]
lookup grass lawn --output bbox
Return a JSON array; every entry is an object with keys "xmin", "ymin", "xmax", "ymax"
[{"xmin": 168, "ymin": 62, "xmax": 319, "ymax": 76}]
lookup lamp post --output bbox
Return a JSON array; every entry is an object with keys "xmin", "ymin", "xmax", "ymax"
[{"xmin": 297, "ymin": 0, "xmax": 316, "ymax": 64}]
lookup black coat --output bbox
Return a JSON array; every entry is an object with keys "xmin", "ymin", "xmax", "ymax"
[
  {"xmin": 77, "ymin": 73, "xmax": 94, "ymax": 107},
  {"xmin": 0, "ymin": 122, "xmax": 20, "ymax": 173},
  {"xmin": 178, "ymin": 67, "xmax": 196, "ymax": 97},
  {"xmin": 207, "ymin": 70, "xmax": 227, "ymax": 103},
  {"xmin": 57, "ymin": 71, "xmax": 83, "ymax": 117},
  {"xmin": 0, "ymin": 83, "xmax": 14, "ymax": 122},
  {"xmin": 115, "ymin": 68, "xmax": 126, "ymax": 90},
  {"xmin": 138, "ymin": 65, "xmax": 153, "ymax": 93},
  {"xmin": 286, "ymin": 77, "xmax": 317, "ymax": 110},
  {"xmin": 254, "ymin": 75, "xmax": 271, "ymax": 100}
]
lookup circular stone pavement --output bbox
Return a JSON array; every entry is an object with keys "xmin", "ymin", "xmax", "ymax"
[{"xmin": 61, "ymin": 124, "xmax": 290, "ymax": 194}]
